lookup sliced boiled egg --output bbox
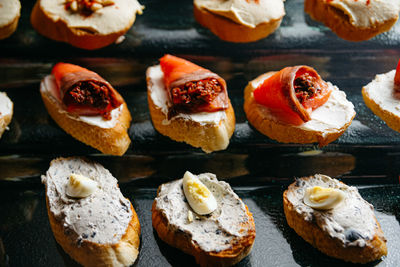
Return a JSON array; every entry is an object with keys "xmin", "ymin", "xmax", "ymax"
[
  {"xmin": 66, "ymin": 173, "xmax": 97, "ymax": 198},
  {"xmin": 303, "ymin": 186, "xmax": 345, "ymax": 210},
  {"xmin": 182, "ymin": 171, "xmax": 217, "ymax": 215}
]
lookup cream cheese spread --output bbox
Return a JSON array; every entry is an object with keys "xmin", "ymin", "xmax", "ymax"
[
  {"xmin": 286, "ymin": 174, "xmax": 382, "ymax": 247},
  {"xmin": 363, "ymin": 70, "xmax": 400, "ymax": 116},
  {"xmin": 250, "ymin": 74, "xmax": 355, "ymax": 134},
  {"xmin": 0, "ymin": 0, "xmax": 20, "ymax": 27},
  {"xmin": 0, "ymin": 92, "xmax": 13, "ymax": 118},
  {"xmin": 40, "ymin": 75, "xmax": 122, "ymax": 129},
  {"xmin": 154, "ymin": 173, "xmax": 252, "ymax": 252},
  {"xmin": 326, "ymin": 0, "xmax": 400, "ymax": 28},
  {"xmin": 147, "ymin": 65, "xmax": 227, "ymax": 126},
  {"xmin": 40, "ymin": 0, "xmax": 144, "ymax": 35},
  {"xmin": 194, "ymin": 0, "xmax": 285, "ymax": 28},
  {"xmin": 42, "ymin": 157, "xmax": 132, "ymax": 244}
]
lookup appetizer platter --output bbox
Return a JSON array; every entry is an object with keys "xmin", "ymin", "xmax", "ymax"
[{"xmin": 1, "ymin": 0, "xmax": 400, "ymax": 266}]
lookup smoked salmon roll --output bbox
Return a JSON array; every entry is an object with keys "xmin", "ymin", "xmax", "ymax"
[
  {"xmin": 146, "ymin": 55, "xmax": 235, "ymax": 153},
  {"xmin": 40, "ymin": 62, "xmax": 132, "ymax": 155},
  {"xmin": 244, "ymin": 66, "xmax": 355, "ymax": 146}
]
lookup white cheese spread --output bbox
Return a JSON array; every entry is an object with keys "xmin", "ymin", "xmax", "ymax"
[
  {"xmin": 250, "ymin": 73, "xmax": 355, "ymax": 134},
  {"xmin": 194, "ymin": 0, "xmax": 285, "ymax": 28},
  {"xmin": 326, "ymin": 0, "xmax": 400, "ymax": 28},
  {"xmin": 0, "ymin": 92, "xmax": 13, "ymax": 118},
  {"xmin": 40, "ymin": 75, "xmax": 122, "ymax": 129},
  {"xmin": 40, "ymin": 0, "xmax": 144, "ymax": 35},
  {"xmin": 0, "ymin": 0, "xmax": 20, "ymax": 27},
  {"xmin": 363, "ymin": 69, "xmax": 400, "ymax": 117},
  {"xmin": 154, "ymin": 173, "xmax": 253, "ymax": 252},
  {"xmin": 286, "ymin": 174, "xmax": 382, "ymax": 247},
  {"xmin": 147, "ymin": 65, "xmax": 227, "ymax": 126},
  {"xmin": 42, "ymin": 157, "xmax": 132, "ymax": 244}
]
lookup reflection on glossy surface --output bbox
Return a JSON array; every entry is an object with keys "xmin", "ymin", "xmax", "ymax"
[{"xmin": 0, "ymin": 184, "xmax": 399, "ymax": 266}]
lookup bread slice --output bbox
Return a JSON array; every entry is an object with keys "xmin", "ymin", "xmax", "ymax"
[
  {"xmin": 305, "ymin": 0, "xmax": 399, "ymax": 41},
  {"xmin": 283, "ymin": 174, "xmax": 387, "ymax": 263},
  {"xmin": 42, "ymin": 157, "xmax": 141, "ymax": 267},
  {"xmin": 193, "ymin": 1, "xmax": 284, "ymax": 43},
  {"xmin": 152, "ymin": 173, "xmax": 256, "ymax": 267},
  {"xmin": 30, "ymin": 0, "xmax": 143, "ymax": 50},
  {"xmin": 244, "ymin": 72, "xmax": 355, "ymax": 146},
  {"xmin": 0, "ymin": 0, "xmax": 20, "ymax": 40},
  {"xmin": 0, "ymin": 92, "xmax": 13, "ymax": 138},
  {"xmin": 362, "ymin": 70, "xmax": 400, "ymax": 133},
  {"xmin": 40, "ymin": 75, "xmax": 132, "ymax": 156},
  {"xmin": 146, "ymin": 65, "xmax": 235, "ymax": 153}
]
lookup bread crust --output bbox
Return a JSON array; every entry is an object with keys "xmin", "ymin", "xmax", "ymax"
[
  {"xmin": 283, "ymin": 176, "xmax": 387, "ymax": 264},
  {"xmin": 194, "ymin": 3, "xmax": 283, "ymax": 43},
  {"xmin": 152, "ymin": 197, "xmax": 255, "ymax": 267},
  {"xmin": 243, "ymin": 72, "xmax": 355, "ymax": 146},
  {"xmin": 304, "ymin": 0, "xmax": 398, "ymax": 41},
  {"xmin": 30, "ymin": 1, "xmax": 136, "ymax": 50},
  {"xmin": 44, "ymin": 158, "xmax": 141, "ymax": 267},
  {"xmin": 40, "ymin": 85, "xmax": 132, "ymax": 156},
  {"xmin": 0, "ymin": 12, "xmax": 19, "ymax": 40},
  {"xmin": 146, "ymin": 69, "xmax": 235, "ymax": 153},
  {"xmin": 362, "ymin": 85, "xmax": 400, "ymax": 133}
]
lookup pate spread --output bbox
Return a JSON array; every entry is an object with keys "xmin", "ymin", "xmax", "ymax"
[
  {"xmin": 286, "ymin": 174, "xmax": 382, "ymax": 247},
  {"xmin": 40, "ymin": 75, "xmax": 122, "ymax": 129},
  {"xmin": 147, "ymin": 65, "xmax": 227, "ymax": 126},
  {"xmin": 0, "ymin": 0, "xmax": 20, "ymax": 27},
  {"xmin": 250, "ymin": 73, "xmax": 355, "ymax": 134},
  {"xmin": 194, "ymin": 0, "xmax": 285, "ymax": 28},
  {"xmin": 40, "ymin": 0, "xmax": 144, "ymax": 35},
  {"xmin": 42, "ymin": 157, "xmax": 132, "ymax": 245},
  {"xmin": 326, "ymin": 0, "xmax": 400, "ymax": 28},
  {"xmin": 154, "ymin": 173, "xmax": 252, "ymax": 252},
  {"xmin": 363, "ymin": 70, "xmax": 400, "ymax": 116}
]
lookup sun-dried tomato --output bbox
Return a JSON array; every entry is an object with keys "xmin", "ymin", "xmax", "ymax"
[
  {"xmin": 294, "ymin": 73, "xmax": 321, "ymax": 105},
  {"xmin": 170, "ymin": 78, "xmax": 223, "ymax": 112}
]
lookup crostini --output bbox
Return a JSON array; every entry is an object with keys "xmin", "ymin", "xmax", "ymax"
[
  {"xmin": 194, "ymin": 0, "xmax": 285, "ymax": 43},
  {"xmin": 283, "ymin": 174, "xmax": 387, "ymax": 263},
  {"xmin": 42, "ymin": 157, "xmax": 141, "ymax": 267},
  {"xmin": 362, "ymin": 59, "xmax": 400, "ymax": 133},
  {"xmin": 0, "ymin": 0, "xmax": 21, "ymax": 40},
  {"xmin": 305, "ymin": 0, "xmax": 400, "ymax": 41},
  {"xmin": 0, "ymin": 92, "xmax": 13, "ymax": 138},
  {"xmin": 152, "ymin": 171, "xmax": 256, "ymax": 267},
  {"xmin": 146, "ymin": 55, "xmax": 235, "ymax": 153},
  {"xmin": 244, "ymin": 66, "xmax": 355, "ymax": 146},
  {"xmin": 30, "ymin": 0, "xmax": 144, "ymax": 50},
  {"xmin": 40, "ymin": 62, "xmax": 132, "ymax": 155}
]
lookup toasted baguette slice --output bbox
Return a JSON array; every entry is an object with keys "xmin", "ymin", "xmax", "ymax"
[
  {"xmin": 146, "ymin": 65, "xmax": 235, "ymax": 153},
  {"xmin": 244, "ymin": 72, "xmax": 355, "ymax": 146},
  {"xmin": 42, "ymin": 157, "xmax": 141, "ymax": 267},
  {"xmin": 0, "ymin": 92, "xmax": 13, "ymax": 138},
  {"xmin": 0, "ymin": 0, "xmax": 20, "ymax": 40},
  {"xmin": 305, "ymin": 0, "xmax": 399, "ymax": 41},
  {"xmin": 362, "ymin": 69, "xmax": 400, "ymax": 133},
  {"xmin": 283, "ymin": 174, "xmax": 387, "ymax": 264},
  {"xmin": 30, "ymin": 0, "xmax": 143, "ymax": 50},
  {"xmin": 193, "ymin": 0, "xmax": 284, "ymax": 43},
  {"xmin": 40, "ymin": 75, "xmax": 132, "ymax": 156},
  {"xmin": 152, "ymin": 173, "xmax": 255, "ymax": 267}
]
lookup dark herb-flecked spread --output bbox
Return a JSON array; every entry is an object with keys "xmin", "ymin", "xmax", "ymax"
[
  {"xmin": 154, "ymin": 173, "xmax": 253, "ymax": 252},
  {"xmin": 42, "ymin": 158, "xmax": 132, "ymax": 245}
]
